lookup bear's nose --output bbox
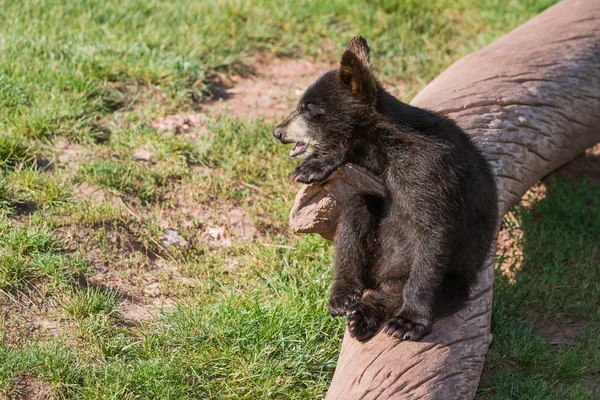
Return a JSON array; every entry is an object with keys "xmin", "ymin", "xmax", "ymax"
[{"xmin": 272, "ymin": 126, "xmax": 283, "ymax": 140}]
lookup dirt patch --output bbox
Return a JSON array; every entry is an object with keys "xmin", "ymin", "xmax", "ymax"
[
  {"xmin": 148, "ymin": 55, "xmax": 407, "ymax": 127},
  {"xmin": 58, "ymin": 200, "xmax": 256, "ymax": 319},
  {"xmin": 119, "ymin": 298, "xmax": 175, "ymax": 322},
  {"xmin": 59, "ymin": 223, "xmax": 159, "ymax": 297},
  {"xmin": 82, "ymin": 257, "xmax": 185, "ymax": 322},
  {"xmin": 117, "ymin": 84, "xmax": 166, "ymax": 112},
  {"xmin": 71, "ymin": 181, "xmax": 122, "ymax": 206},
  {"xmin": 1, "ymin": 299, "xmax": 65, "ymax": 349},
  {"xmin": 160, "ymin": 200, "xmax": 215, "ymax": 231},
  {"xmin": 55, "ymin": 171, "xmax": 264, "ymax": 324},
  {"xmin": 228, "ymin": 207, "xmax": 257, "ymax": 240},
  {"xmin": 12, "ymin": 373, "xmax": 53, "ymax": 400},
  {"xmin": 200, "ymin": 55, "xmax": 408, "ymax": 120},
  {"xmin": 203, "ymin": 56, "xmax": 336, "ymax": 119},
  {"xmin": 149, "ymin": 113, "xmax": 208, "ymax": 135},
  {"xmin": 159, "ymin": 180, "xmax": 260, "ymax": 247},
  {"xmin": 54, "ymin": 138, "xmax": 89, "ymax": 169},
  {"xmin": 133, "ymin": 147, "xmax": 154, "ymax": 163},
  {"xmin": 527, "ymin": 311, "xmax": 588, "ymax": 345},
  {"xmin": 193, "ymin": 206, "xmax": 257, "ymax": 247},
  {"xmin": 496, "ymin": 182, "xmax": 546, "ymax": 282}
]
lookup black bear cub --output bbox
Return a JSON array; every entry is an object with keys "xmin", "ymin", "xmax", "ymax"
[{"xmin": 273, "ymin": 36, "xmax": 498, "ymax": 342}]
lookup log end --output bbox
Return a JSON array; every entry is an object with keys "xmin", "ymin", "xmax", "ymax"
[{"xmin": 288, "ymin": 163, "xmax": 386, "ymax": 241}]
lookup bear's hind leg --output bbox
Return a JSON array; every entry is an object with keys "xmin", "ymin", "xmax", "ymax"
[
  {"xmin": 329, "ymin": 194, "xmax": 383, "ymax": 317},
  {"xmin": 346, "ymin": 282, "xmax": 404, "ymax": 341}
]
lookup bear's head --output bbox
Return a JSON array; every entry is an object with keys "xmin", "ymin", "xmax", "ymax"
[{"xmin": 273, "ymin": 36, "xmax": 379, "ymax": 159}]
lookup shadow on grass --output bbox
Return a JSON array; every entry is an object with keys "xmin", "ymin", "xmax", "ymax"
[{"xmin": 479, "ymin": 149, "xmax": 600, "ymax": 399}]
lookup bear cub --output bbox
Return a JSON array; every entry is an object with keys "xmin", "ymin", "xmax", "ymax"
[{"xmin": 273, "ymin": 36, "xmax": 498, "ymax": 342}]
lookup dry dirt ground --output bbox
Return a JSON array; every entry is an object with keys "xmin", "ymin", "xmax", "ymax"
[{"xmin": 203, "ymin": 56, "xmax": 336, "ymax": 119}]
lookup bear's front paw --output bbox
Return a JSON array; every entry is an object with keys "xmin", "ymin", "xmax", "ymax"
[
  {"xmin": 384, "ymin": 315, "xmax": 432, "ymax": 341},
  {"xmin": 291, "ymin": 159, "xmax": 336, "ymax": 184},
  {"xmin": 346, "ymin": 301, "xmax": 382, "ymax": 342},
  {"xmin": 328, "ymin": 290, "xmax": 362, "ymax": 317}
]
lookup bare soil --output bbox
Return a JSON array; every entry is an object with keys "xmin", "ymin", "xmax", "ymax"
[
  {"xmin": 0, "ymin": 299, "xmax": 67, "ymax": 351},
  {"xmin": 149, "ymin": 113, "xmax": 208, "ymax": 135},
  {"xmin": 13, "ymin": 373, "xmax": 52, "ymax": 400},
  {"xmin": 203, "ymin": 56, "xmax": 336, "ymax": 119},
  {"xmin": 54, "ymin": 138, "xmax": 89, "ymax": 169}
]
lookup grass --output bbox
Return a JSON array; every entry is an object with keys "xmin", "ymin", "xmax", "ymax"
[
  {"xmin": 62, "ymin": 287, "xmax": 120, "ymax": 321},
  {"xmin": 0, "ymin": 214, "xmax": 86, "ymax": 292},
  {"xmin": 1, "ymin": 0, "xmax": 598, "ymax": 398},
  {"xmin": 479, "ymin": 175, "xmax": 600, "ymax": 399}
]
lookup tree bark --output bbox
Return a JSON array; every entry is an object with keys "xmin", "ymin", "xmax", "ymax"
[{"xmin": 289, "ymin": 0, "xmax": 600, "ymax": 398}]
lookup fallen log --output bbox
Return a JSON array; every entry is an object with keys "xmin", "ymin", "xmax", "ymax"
[{"xmin": 288, "ymin": 0, "xmax": 600, "ymax": 398}]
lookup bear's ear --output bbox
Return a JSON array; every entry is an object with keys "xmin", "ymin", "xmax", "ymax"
[
  {"xmin": 345, "ymin": 36, "xmax": 371, "ymax": 68},
  {"xmin": 339, "ymin": 36, "xmax": 377, "ymax": 106}
]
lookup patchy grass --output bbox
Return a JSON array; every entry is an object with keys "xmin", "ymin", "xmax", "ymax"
[
  {"xmin": 479, "ymin": 169, "xmax": 600, "ymax": 399},
  {"xmin": 3, "ymin": 0, "xmax": 599, "ymax": 398},
  {"xmin": 61, "ymin": 287, "xmax": 120, "ymax": 322},
  {"xmin": 0, "ymin": 215, "xmax": 88, "ymax": 293}
]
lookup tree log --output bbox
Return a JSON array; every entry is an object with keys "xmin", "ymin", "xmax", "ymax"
[{"xmin": 288, "ymin": 0, "xmax": 600, "ymax": 398}]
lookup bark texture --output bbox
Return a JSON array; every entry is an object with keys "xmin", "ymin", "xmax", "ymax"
[{"xmin": 288, "ymin": 0, "xmax": 600, "ymax": 398}]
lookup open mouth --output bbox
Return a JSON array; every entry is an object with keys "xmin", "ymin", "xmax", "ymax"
[{"xmin": 290, "ymin": 142, "xmax": 307, "ymax": 157}]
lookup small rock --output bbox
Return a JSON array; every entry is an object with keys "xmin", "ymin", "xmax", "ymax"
[
  {"xmin": 143, "ymin": 282, "xmax": 162, "ymax": 297},
  {"xmin": 207, "ymin": 226, "xmax": 225, "ymax": 240},
  {"xmin": 133, "ymin": 147, "xmax": 153, "ymax": 162},
  {"xmin": 162, "ymin": 229, "xmax": 189, "ymax": 247},
  {"xmin": 203, "ymin": 226, "xmax": 231, "ymax": 247}
]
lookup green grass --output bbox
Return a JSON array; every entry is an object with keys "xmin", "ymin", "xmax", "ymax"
[
  {"xmin": 479, "ymin": 176, "xmax": 600, "ymax": 399},
  {"xmin": 2, "ymin": 0, "xmax": 599, "ymax": 398},
  {"xmin": 0, "ymin": 214, "xmax": 87, "ymax": 292},
  {"xmin": 62, "ymin": 287, "xmax": 120, "ymax": 321}
]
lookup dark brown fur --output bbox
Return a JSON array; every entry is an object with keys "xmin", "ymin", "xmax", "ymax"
[{"xmin": 273, "ymin": 36, "xmax": 498, "ymax": 341}]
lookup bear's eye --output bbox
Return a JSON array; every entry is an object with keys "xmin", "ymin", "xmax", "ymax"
[
  {"xmin": 302, "ymin": 102, "xmax": 318, "ymax": 113},
  {"xmin": 303, "ymin": 103, "xmax": 324, "ymax": 120}
]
